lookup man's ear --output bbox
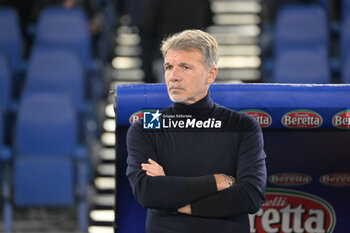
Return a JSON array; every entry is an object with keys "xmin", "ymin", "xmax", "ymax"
[{"xmin": 206, "ymin": 66, "xmax": 218, "ymax": 84}]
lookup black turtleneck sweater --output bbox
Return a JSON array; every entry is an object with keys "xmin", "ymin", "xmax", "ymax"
[{"xmin": 126, "ymin": 94, "xmax": 267, "ymax": 233}]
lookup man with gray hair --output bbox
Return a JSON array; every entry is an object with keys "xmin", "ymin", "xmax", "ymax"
[{"xmin": 126, "ymin": 29, "xmax": 266, "ymax": 232}]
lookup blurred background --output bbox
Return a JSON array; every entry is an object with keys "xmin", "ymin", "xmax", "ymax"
[{"xmin": 0, "ymin": 0, "xmax": 348, "ymax": 232}]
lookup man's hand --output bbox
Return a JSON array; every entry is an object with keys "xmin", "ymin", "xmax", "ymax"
[
  {"xmin": 177, "ymin": 204, "xmax": 192, "ymax": 215},
  {"xmin": 141, "ymin": 158, "xmax": 166, "ymax": 176}
]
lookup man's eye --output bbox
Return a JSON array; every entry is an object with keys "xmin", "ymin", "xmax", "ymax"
[
  {"xmin": 183, "ymin": 66, "xmax": 190, "ymax": 70},
  {"xmin": 165, "ymin": 66, "xmax": 172, "ymax": 70}
]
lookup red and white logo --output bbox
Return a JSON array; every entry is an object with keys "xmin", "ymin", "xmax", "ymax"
[
  {"xmin": 282, "ymin": 110, "xmax": 323, "ymax": 129},
  {"xmin": 129, "ymin": 110, "xmax": 144, "ymax": 124},
  {"xmin": 269, "ymin": 173, "xmax": 312, "ymax": 186},
  {"xmin": 320, "ymin": 173, "xmax": 350, "ymax": 186},
  {"xmin": 241, "ymin": 110, "xmax": 272, "ymax": 128},
  {"xmin": 332, "ymin": 110, "xmax": 350, "ymax": 129},
  {"xmin": 249, "ymin": 189, "xmax": 336, "ymax": 233}
]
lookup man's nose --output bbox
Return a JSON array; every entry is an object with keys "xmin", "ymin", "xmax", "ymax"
[{"xmin": 168, "ymin": 67, "xmax": 181, "ymax": 82}]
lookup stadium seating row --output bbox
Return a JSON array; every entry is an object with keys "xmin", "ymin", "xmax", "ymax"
[
  {"xmin": 0, "ymin": 5, "xmax": 97, "ymax": 72},
  {"xmin": 0, "ymin": 93, "xmax": 89, "ymax": 232},
  {"xmin": 266, "ymin": 2, "xmax": 350, "ymax": 83},
  {"xmin": 0, "ymin": 5, "xmax": 103, "ymax": 99},
  {"xmin": 0, "ymin": 6, "xmax": 98, "ymax": 232}
]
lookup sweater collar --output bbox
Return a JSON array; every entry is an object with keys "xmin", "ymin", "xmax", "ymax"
[{"xmin": 173, "ymin": 92, "xmax": 215, "ymax": 117}]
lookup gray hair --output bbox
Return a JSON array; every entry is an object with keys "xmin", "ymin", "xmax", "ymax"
[{"xmin": 160, "ymin": 29, "xmax": 219, "ymax": 69}]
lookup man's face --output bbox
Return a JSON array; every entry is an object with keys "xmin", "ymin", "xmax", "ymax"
[{"xmin": 164, "ymin": 49, "xmax": 217, "ymax": 105}]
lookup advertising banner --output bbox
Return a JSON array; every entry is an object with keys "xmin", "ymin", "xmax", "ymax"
[{"xmin": 116, "ymin": 84, "xmax": 350, "ymax": 233}]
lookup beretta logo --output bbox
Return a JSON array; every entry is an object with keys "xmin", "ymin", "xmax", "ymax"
[
  {"xmin": 269, "ymin": 173, "xmax": 312, "ymax": 186},
  {"xmin": 282, "ymin": 109, "xmax": 323, "ymax": 129},
  {"xmin": 320, "ymin": 173, "xmax": 350, "ymax": 186},
  {"xmin": 249, "ymin": 188, "xmax": 336, "ymax": 233},
  {"xmin": 240, "ymin": 109, "xmax": 272, "ymax": 128},
  {"xmin": 129, "ymin": 110, "xmax": 144, "ymax": 124},
  {"xmin": 332, "ymin": 110, "xmax": 350, "ymax": 129}
]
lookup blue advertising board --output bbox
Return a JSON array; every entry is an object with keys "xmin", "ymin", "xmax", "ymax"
[{"xmin": 116, "ymin": 83, "xmax": 350, "ymax": 233}]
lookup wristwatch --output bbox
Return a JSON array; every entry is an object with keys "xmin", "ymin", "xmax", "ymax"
[{"xmin": 222, "ymin": 174, "xmax": 235, "ymax": 187}]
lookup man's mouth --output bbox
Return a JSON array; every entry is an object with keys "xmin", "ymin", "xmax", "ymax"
[{"xmin": 169, "ymin": 85, "xmax": 184, "ymax": 91}]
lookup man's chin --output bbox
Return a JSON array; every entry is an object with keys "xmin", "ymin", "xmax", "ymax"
[{"xmin": 169, "ymin": 95, "xmax": 188, "ymax": 103}]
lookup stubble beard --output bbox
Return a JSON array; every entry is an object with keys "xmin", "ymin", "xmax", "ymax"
[
  {"xmin": 168, "ymin": 86, "xmax": 207, "ymax": 104},
  {"xmin": 169, "ymin": 91, "xmax": 191, "ymax": 103}
]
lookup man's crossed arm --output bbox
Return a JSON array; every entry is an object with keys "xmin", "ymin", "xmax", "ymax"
[{"xmin": 141, "ymin": 158, "xmax": 234, "ymax": 215}]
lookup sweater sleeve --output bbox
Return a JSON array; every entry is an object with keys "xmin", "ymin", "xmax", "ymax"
[
  {"xmin": 126, "ymin": 120, "xmax": 218, "ymax": 211},
  {"xmin": 190, "ymin": 115, "xmax": 267, "ymax": 217}
]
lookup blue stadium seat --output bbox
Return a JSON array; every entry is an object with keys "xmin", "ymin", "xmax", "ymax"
[
  {"xmin": 34, "ymin": 6, "xmax": 94, "ymax": 73},
  {"xmin": 25, "ymin": 48, "xmax": 90, "ymax": 114},
  {"xmin": 10, "ymin": 92, "xmax": 89, "ymax": 232},
  {"xmin": 274, "ymin": 49, "xmax": 330, "ymax": 83},
  {"xmin": 274, "ymin": 4, "xmax": 329, "ymax": 56},
  {"xmin": 0, "ymin": 7, "xmax": 25, "ymax": 74},
  {"xmin": 0, "ymin": 53, "xmax": 12, "ymax": 114}
]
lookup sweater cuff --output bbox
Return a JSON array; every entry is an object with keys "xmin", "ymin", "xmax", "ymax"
[
  {"xmin": 191, "ymin": 189, "xmax": 230, "ymax": 217},
  {"xmin": 184, "ymin": 175, "xmax": 217, "ymax": 203}
]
